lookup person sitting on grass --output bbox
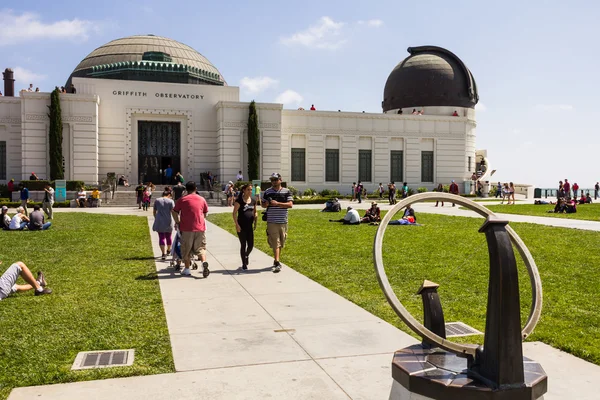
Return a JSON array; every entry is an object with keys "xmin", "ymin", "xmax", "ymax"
[
  {"xmin": 0, "ymin": 261, "xmax": 52, "ymax": 300},
  {"xmin": 329, "ymin": 206, "xmax": 360, "ymax": 225},
  {"xmin": 9, "ymin": 206, "xmax": 29, "ymax": 230},
  {"xmin": 566, "ymin": 199, "xmax": 577, "ymax": 214},
  {"xmin": 321, "ymin": 198, "xmax": 341, "ymax": 212},
  {"xmin": 550, "ymin": 198, "xmax": 567, "ymax": 213},
  {"xmin": 361, "ymin": 202, "xmax": 381, "ymax": 223},
  {"xmin": 28, "ymin": 205, "xmax": 52, "ymax": 230},
  {"xmin": 2, "ymin": 206, "xmax": 10, "ymax": 230},
  {"xmin": 585, "ymin": 192, "xmax": 593, "ymax": 204}
]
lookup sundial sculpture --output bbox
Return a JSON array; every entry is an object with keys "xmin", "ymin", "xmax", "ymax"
[{"xmin": 374, "ymin": 192, "xmax": 547, "ymax": 400}]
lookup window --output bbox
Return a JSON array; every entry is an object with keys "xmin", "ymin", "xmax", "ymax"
[
  {"xmin": 291, "ymin": 148, "xmax": 306, "ymax": 181},
  {"xmin": 0, "ymin": 141, "xmax": 5, "ymax": 180},
  {"xmin": 358, "ymin": 150, "xmax": 372, "ymax": 182},
  {"xmin": 468, "ymin": 156, "xmax": 472, "ymax": 172},
  {"xmin": 390, "ymin": 151, "xmax": 403, "ymax": 182},
  {"xmin": 325, "ymin": 149, "xmax": 339, "ymax": 182},
  {"xmin": 421, "ymin": 151, "xmax": 434, "ymax": 183}
]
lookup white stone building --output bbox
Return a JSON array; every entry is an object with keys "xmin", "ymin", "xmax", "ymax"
[{"xmin": 0, "ymin": 36, "xmax": 482, "ymax": 194}]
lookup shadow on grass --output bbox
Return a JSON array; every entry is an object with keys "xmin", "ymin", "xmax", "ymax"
[{"xmin": 125, "ymin": 256, "xmax": 158, "ymax": 261}]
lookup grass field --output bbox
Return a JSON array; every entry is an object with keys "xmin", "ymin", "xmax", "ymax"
[
  {"xmin": 208, "ymin": 209, "xmax": 600, "ymax": 365},
  {"xmin": 485, "ymin": 203, "xmax": 600, "ymax": 221},
  {"xmin": 0, "ymin": 214, "xmax": 174, "ymax": 400}
]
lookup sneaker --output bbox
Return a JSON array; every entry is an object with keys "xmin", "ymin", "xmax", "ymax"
[
  {"xmin": 35, "ymin": 287, "xmax": 52, "ymax": 296},
  {"xmin": 192, "ymin": 262, "xmax": 198, "ymax": 270},
  {"xmin": 161, "ymin": 254, "xmax": 166, "ymax": 261},
  {"xmin": 245, "ymin": 256, "xmax": 249, "ymax": 267},
  {"xmin": 36, "ymin": 271, "xmax": 47, "ymax": 287},
  {"xmin": 242, "ymin": 264, "xmax": 248, "ymax": 270},
  {"xmin": 174, "ymin": 264, "xmax": 182, "ymax": 272},
  {"xmin": 273, "ymin": 261, "xmax": 281, "ymax": 273},
  {"xmin": 202, "ymin": 261, "xmax": 210, "ymax": 278},
  {"xmin": 181, "ymin": 268, "xmax": 191, "ymax": 276}
]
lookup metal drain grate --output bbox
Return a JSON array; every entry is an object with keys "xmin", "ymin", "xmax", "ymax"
[
  {"xmin": 71, "ymin": 349, "xmax": 135, "ymax": 370},
  {"xmin": 445, "ymin": 322, "xmax": 482, "ymax": 337}
]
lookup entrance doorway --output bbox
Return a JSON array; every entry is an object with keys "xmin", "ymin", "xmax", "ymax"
[{"xmin": 138, "ymin": 121, "xmax": 181, "ymax": 185}]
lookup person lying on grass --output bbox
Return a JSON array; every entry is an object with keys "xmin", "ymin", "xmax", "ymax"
[
  {"xmin": 329, "ymin": 206, "xmax": 360, "ymax": 225},
  {"xmin": 389, "ymin": 204, "xmax": 420, "ymax": 225},
  {"xmin": 0, "ymin": 260, "xmax": 52, "ymax": 300}
]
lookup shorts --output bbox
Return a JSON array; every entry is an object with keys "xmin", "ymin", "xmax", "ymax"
[
  {"xmin": 0, "ymin": 263, "xmax": 22, "ymax": 300},
  {"xmin": 180, "ymin": 231, "xmax": 207, "ymax": 262},
  {"xmin": 266, "ymin": 223, "xmax": 287, "ymax": 250}
]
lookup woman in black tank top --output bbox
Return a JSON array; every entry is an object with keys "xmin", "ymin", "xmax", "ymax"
[{"xmin": 232, "ymin": 184, "xmax": 257, "ymax": 270}]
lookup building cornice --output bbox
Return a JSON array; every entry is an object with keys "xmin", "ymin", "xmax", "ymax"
[
  {"xmin": 0, "ymin": 98, "xmax": 22, "ymax": 104},
  {"xmin": 219, "ymin": 121, "xmax": 281, "ymax": 130},
  {"xmin": 0, "ymin": 117, "xmax": 21, "ymax": 124},
  {"xmin": 281, "ymin": 127, "xmax": 466, "ymax": 137},
  {"xmin": 216, "ymin": 101, "xmax": 283, "ymax": 111},
  {"xmin": 282, "ymin": 109, "xmax": 472, "ymax": 123}
]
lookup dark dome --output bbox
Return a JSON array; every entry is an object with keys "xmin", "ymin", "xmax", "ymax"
[
  {"xmin": 67, "ymin": 34, "xmax": 225, "ymax": 87},
  {"xmin": 382, "ymin": 46, "xmax": 478, "ymax": 112}
]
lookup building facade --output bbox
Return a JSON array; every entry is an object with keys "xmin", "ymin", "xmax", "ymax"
[{"xmin": 0, "ymin": 36, "xmax": 480, "ymax": 194}]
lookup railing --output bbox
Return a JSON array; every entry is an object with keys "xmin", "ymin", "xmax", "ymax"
[{"xmin": 536, "ymin": 188, "xmax": 596, "ymax": 198}]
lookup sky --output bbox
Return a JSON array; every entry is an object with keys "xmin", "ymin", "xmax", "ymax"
[{"xmin": 1, "ymin": 1, "xmax": 599, "ymax": 188}]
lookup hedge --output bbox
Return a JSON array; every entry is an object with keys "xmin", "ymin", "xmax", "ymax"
[
  {"xmin": 15, "ymin": 180, "xmax": 86, "ymax": 191},
  {"xmin": 0, "ymin": 201, "xmax": 71, "ymax": 208}
]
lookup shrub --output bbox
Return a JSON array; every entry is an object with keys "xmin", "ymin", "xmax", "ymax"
[
  {"xmin": 417, "ymin": 187, "xmax": 427, "ymax": 193},
  {"xmin": 234, "ymin": 180, "xmax": 251, "ymax": 190},
  {"xmin": 65, "ymin": 181, "xmax": 86, "ymax": 191},
  {"xmin": 443, "ymin": 185, "xmax": 450, "ymax": 193},
  {"xmin": 408, "ymin": 188, "xmax": 416, "ymax": 196},
  {"xmin": 287, "ymin": 186, "xmax": 299, "ymax": 197},
  {"xmin": 489, "ymin": 186, "xmax": 498, "ymax": 197},
  {"xmin": 303, "ymin": 188, "xmax": 317, "ymax": 197}
]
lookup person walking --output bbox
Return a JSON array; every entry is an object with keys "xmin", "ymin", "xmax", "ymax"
[
  {"xmin": 572, "ymin": 182, "xmax": 579, "ymax": 199},
  {"xmin": 434, "ymin": 183, "xmax": 444, "ymax": 207},
  {"xmin": 449, "ymin": 180, "xmax": 459, "ymax": 207},
  {"xmin": 496, "ymin": 182, "xmax": 502, "ymax": 198},
  {"xmin": 164, "ymin": 165, "xmax": 173, "ymax": 184},
  {"xmin": 171, "ymin": 181, "xmax": 210, "ymax": 277},
  {"xmin": 378, "ymin": 183, "xmax": 384, "ymax": 199},
  {"xmin": 508, "ymin": 182, "xmax": 516, "ymax": 204},
  {"xmin": 351, "ymin": 182, "xmax": 356, "ymax": 202},
  {"xmin": 135, "ymin": 183, "xmax": 145, "ymax": 209},
  {"xmin": 388, "ymin": 182, "xmax": 396, "ymax": 205},
  {"xmin": 261, "ymin": 173, "xmax": 293, "ymax": 273},
  {"xmin": 595, "ymin": 182, "xmax": 599, "ymax": 200},
  {"xmin": 19, "ymin": 183, "xmax": 29, "ymax": 216},
  {"xmin": 233, "ymin": 184, "xmax": 257, "ymax": 270},
  {"xmin": 356, "ymin": 181, "xmax": 364, "ymax": 203},
  {"xmin": 172, "ymin": 181, "xmax": 186, "ymax": 201},
  {"xmin": 42, "ymin": 183, "xmax": 54, "ymax": 220},
  {"xmin": 153, "ymin": 190, "xmax": 175, "ymax": 260}
]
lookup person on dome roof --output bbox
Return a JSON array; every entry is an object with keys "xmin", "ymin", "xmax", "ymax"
[{"xmin": 310, "ymin": 104, "xmax": 316, "ymax": 111}]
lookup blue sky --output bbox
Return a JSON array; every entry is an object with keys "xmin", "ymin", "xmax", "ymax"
[{"xmin": 2, "ymin": 1, "xmax": 599, "ymax": 188}]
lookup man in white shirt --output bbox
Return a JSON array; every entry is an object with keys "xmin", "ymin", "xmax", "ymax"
[
  {"xmin": 9, "ymin": 207, "xmax": 29, "ymax": 230},
  {"xmin": 236, "ymin": 170, "xmax": 244, "ymax": 181},
  {"xmin": 329, "ymin": 206, "xmax": 361, "ymax": 225}
]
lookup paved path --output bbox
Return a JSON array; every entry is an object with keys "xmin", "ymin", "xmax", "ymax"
[{"xmin": 8, "ymin": 205, "xmax": 600, "ymax": 399}]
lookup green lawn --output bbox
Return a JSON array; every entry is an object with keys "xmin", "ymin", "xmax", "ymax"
[
  {"xmin": 208, "ymin": 209, "xmax": 600, "ymax": 365},
  {"xmin": 485, "ymin": 203, "xmax": 600, "ymax": 221},
  {"xmin": 0, "ymin": 214, "xmax": 174, "ymax": 400}
]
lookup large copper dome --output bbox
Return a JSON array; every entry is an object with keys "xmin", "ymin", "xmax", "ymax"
[
  {"xmin": 67, "ymin": 34, "xmax": 225, "ymax": 86},
  {"xmin": 382, "ymin": 46, "xmax": 478, "ymax": 112}
]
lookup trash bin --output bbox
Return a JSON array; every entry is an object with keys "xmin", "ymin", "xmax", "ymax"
[
  {"xmin": 534, "ymin": 188, "xmax": 542, "ymax": 199},
  {"xmin": 464, "ymin": 181, "xmax": 471, "ymax": 195}
]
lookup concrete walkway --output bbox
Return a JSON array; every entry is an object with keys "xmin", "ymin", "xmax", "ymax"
[{"xmin": 8, "ymin": 205, "xmax": 600, "ymax": 399}]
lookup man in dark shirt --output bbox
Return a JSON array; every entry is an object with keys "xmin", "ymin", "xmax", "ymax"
[
  {"xmin": 19, "ymin": 184, "xmax": 29, "ymax": 216},
  {"xmin": 172, "ymin": 181, "xmax": 186, "ymax": 201},
  {"xmin": 28, "ymin": 205, "xmax": 51, "ymax": 230},
  {"xmin": 261, "ymin": 173, "xmax": 293, "ymax": 273},
  {"xmin": 135, "ymin": 183, "xmax": 145, "ymax": 209}
]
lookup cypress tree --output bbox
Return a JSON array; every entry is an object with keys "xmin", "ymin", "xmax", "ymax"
[
  {"xmin": 47, "ymin": 88, "xmax": 64, "ymax": 180},
  {"xmin": 247, "ymin": 100, "xmax": 260, "ymax": 180}
]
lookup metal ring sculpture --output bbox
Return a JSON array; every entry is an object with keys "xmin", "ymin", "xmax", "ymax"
[{"xmin": 373, "ymin": 192, "xmax": 543, "ymax": 357}]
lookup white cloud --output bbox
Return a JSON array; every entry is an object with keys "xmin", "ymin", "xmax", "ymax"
[
  {"xmin": 275, "ymin": 90, "xmax": 304, "ymax": 107},
  {"xmin": 239, "ymin": 76, "xmax": 279, "ymax": 94},
  {"xmin": 475, "ymin": 102, "xmax": 487, "ymax": 111},
  {"xmin": 280, "ymin": 16, "xmax": 346, "ymax": 50},
  {"xmin": 534, "ymin": 104, "xmax": 574, "ymax": 111},
  {"xmin": 358, "ymin": 19, "xmax": 384, "ymax": 27},
  {"xmin": 0, "ymin": 10, "xmax": 100, "ymax": 46},
  {"xmin": 13, "ymin": 67, "xmax": 46, "ymax": 89}
]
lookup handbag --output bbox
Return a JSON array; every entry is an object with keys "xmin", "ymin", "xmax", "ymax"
[{"xmin": 262, "ymin": 209, "xmax": 268, "ymax": 221}]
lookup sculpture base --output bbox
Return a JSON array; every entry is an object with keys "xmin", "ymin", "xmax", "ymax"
[{"xmin": 390, "ymin": 344, "xmax": 547, "ymax": 400}]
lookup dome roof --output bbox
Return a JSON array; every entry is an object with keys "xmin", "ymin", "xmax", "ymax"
[
  {"xmin": 68, "ymin": 34, "xmax": 225, "ymax": 86},
  {"xmin": 382, "ymin": 46, "xmax": 478, "ymax": 112}
]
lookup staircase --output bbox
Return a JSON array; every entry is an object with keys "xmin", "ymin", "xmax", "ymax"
[{"xmin": 101, "ymin": 188, "xmax": 224, "ymax": 207}]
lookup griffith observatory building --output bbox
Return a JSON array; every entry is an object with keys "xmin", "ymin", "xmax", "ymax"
[{"xmin": 0, "ymin": 35, "xmax": 483, "ymax": 193}]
